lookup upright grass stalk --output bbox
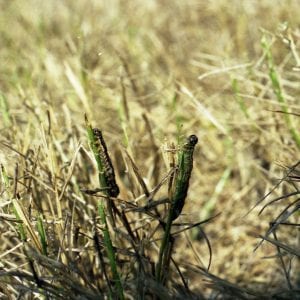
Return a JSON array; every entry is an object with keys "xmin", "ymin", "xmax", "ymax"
[
  {"xmin": 12, "ymin": 203, "xmax": 27, "ymax": 242},
  {"xmin": 156, "ymin": 135, "xmax": 198, "ymax": 283},
  {"xmin": 12, "ymin": 199, "xmax": 42, "ymax": 252},
  {"xmin": 0, "ymin": 164, "xmax": 10, "ymax": 195},
  {"xmin": 261, "ymin": 35, "xmax": 300, "ymax": 148},
  {"xmin": 98, "ymin": 202, "xmax": 124, "ymax": 300},
  {"xmin": 0, "ymin": 165, "xmax": 27, "ymax": 241},
  {"xmin": 85, "ymin": 118, "xmax": 108, "ymax": 193},
  {"xmin": 37, "ymin": 215, "xmax": 48, "ymax": 256},
  {"xmin": 85, "ymin": 116, "xmax": 124, "ymax": 300},
  {"xmin": 85, "ymin": 117, "xmax": 119, "ymax": 224}
]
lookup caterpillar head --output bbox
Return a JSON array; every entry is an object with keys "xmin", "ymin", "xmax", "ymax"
[{"xmin": 187, "ymin": 134, "xmax": 198, "ymax": 146}]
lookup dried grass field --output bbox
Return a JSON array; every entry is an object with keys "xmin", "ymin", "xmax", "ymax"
[{"xmin": 0, "ymin": 1, "xmax": 300, "ymax": 299}]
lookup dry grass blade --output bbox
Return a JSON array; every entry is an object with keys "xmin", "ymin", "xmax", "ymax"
[
  {"xmin": 57, "ymin": 142, "xmax": 82, "ymax": 202},
  {"xmin": 246, "ymin": 162, "xmax": 300, "ymax": 217},
  {"xmin": 255, "ymin": 200, "xmax": 300, "ymax": 251},
  {"xmin": 124, "ymin": 149, "xmax": 150, "ymax": 197},
  {"xmin": 271, "ymin": 231, "xmax": 293, "ymax": 290},
  {"xmin": 258, "ymin": 235, "xmax": 300, "ymax": 257},
  {"xmin": 64, "ymin": 62, "xmax": 91, "ymax": 116},
  {"xmin": 25, "ymin": 245, "xmax": 103, "ymax": 299},
  {"xmin": 1, "ymin": 1, "xmax": 300, "ymax": 298},
  {"xmin": 182, "ymin": 263, "xmax": 260, "ymax": 299},
  {"xmin": 0, "ymin": 212, "xmax": 22, "ymax": 223},
  {"xmin": 179, "ymin": 84, "xmax": 227, "ymax": 135},
  {"xmin": 12, "ymin": 199, "xmax": 42, "ymax": 253},
  {"xmin": 258, "ymin": 191, "xmax": 300, "ymax": 215}
]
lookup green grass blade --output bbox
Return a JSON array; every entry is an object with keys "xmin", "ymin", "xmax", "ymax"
[
  {"xmin": 261, "ymin": 35, "xmax": 300, "ymax": 148},
  {"xmin": 12, "ymin": 205, "xmax": 27, "ymax": 242},
  {"xmin": 1, "ymin": 165, "xmax": 27, "ymax": 241},
  {"xmin": 37, "ymin": 215, "xmax": 48, "ymax": 256},
  {"xmin": 156, "ymin": 134, "xmax": 198, "ymax": 283},
  {"xmin": 200, "ymin": 167, "xmax": 231, "ymax": 221},
  {"xmin": 98, "ymin": 201, "xmax": 124, "ymax": 300},
  {"xmin": 86, "ymin": 115, "xmax": 122, "ymax": 295},
  {"xmin": 85, "ymin": 118, "xmax": 107, "ymax": 191}
]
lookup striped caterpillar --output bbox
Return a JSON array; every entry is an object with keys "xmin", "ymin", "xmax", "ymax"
[
  {"xmin": 171, "ymin": 134, "xmax": 198, "ymax": 221},
  {"xmin": 92, "ymin": 128, "xmax": 120, "ymax": 197}
]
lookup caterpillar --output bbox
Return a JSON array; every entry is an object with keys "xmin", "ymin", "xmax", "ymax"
[
  {"xmin": 171, "ymin": 134, "xmax": 198, "ymax": 221},
  {"xmin": 93, "ymin": 128, "xmax": 120, "ymax": 197}
]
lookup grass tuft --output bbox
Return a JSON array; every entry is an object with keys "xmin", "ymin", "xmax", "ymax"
[{"xmin": 0, "ymin": 1, "xmax": 300, "ymax": 299}]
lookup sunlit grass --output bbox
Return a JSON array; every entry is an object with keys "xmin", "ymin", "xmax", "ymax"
[{"xmin": 0, "ymin": 0, "xmax": 299, "ymax": 299}]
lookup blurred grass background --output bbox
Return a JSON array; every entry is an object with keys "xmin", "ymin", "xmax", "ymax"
[{"xmin": 0, "ymin": 0, "xmax": 300, "ymax": 298}]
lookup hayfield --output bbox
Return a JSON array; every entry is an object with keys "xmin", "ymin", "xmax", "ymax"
[{"xmin": 0, "ymin": 1, "xmax": 299, "ymax": 299}]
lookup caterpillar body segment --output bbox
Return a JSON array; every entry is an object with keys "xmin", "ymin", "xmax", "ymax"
[
  {"xmin": 92, "ymin": 128, "xmax": 120, "ymax": 197},
  {"xmin": 171, "ymin": 134, "xmax": 198, "ymax": 221}
]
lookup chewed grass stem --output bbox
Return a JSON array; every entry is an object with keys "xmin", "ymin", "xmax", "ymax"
[
  {"xmin": 156, "ymin": 135, "xmax": 198, "ymax": 283},
  {"xmin": 86, "ymin": 116, "xmax": 124, "ymax": 299}
]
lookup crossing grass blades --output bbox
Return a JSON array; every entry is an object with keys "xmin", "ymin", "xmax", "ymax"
[
  {"xmin": 1, "ymin": 118, "xmax": 220, "ymax": 299},
  {"xmin": 83, "ymin": 116, "xmax": 218, "ymax": 299},
  {"xmin": 2, "ymin": 117, "xmax": 298, "ymax": 299}
]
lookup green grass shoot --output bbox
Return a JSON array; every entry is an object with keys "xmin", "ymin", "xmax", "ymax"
[
  {"xmin": 37, "ymin": 215, "xmax": 48, "ymax": 256},
  {"xmin": 1, "ymin": 2, "xmax": 300, "ymax": 299},
  {"xmin": 98, "ymin": 202, "xmax": 124, "ymax": 300},
  {"xmin": 86, "ymin": 116, "xmax": 124, "ymax": 299},
  {"xmin": 261, "ymin": 34, "xmax": 300, "ymax": 148},
  {"xmin": 156, "ymin": 135, "xmax": 198, "ymax": 283}
]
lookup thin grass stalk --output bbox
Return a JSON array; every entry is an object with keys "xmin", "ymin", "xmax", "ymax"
[
  {"xmin": 0, "ymin": 165, "xmax": 27, "ymax": 242},
  {"xmin": 12, "ymin": 199, "xmax": 42, "ymax": 252},
  {"xmin": 85, "ymin": 119, "xmax": 108, "ymax": 193},
  {"xmin": 0, "ymin": 164, "xmax": 7, "ymax": 182},
  {"xmin": 0, "ymin": 164, "xmax": 10, "ymax": 197},
  {"xmin": 98, "ymin": 202, "xmax": 124, "ymax": 300},
  {"xmin": 155, "ymin": 208, "xmax": 173, "ymax": 283},
  {"xmin": 93, "ymin": 231, "xmax": 112, "ymax": 296},
  {"xmin": 85, "ymin": 116, "xmax": 119, "ymax": 225},
  {"xmin": 272, "ymin": 231, "xmax": 293, "ymax": 290},
  {"xmin": 261, "ymin": 35, "xmax": 300, "ymax": 148},
  {"xmin": 156, "ymin": 135, "xmax": 198, "ymax": 283},
  {"xmin": 85, "ymin": 116, "xmax": 124, "ymax": 299},
  {"xmin": 37, "ymin": 215, "xmax": 48, "ymax": 256},
  {"xmin": 12, "ymin": 205, "xmax": 27, "ymax": 242}
]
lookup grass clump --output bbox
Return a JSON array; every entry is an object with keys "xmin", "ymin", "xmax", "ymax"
[{"xmin": 0, "ymin": 1, "xmax": 300, "ymax": 299}]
